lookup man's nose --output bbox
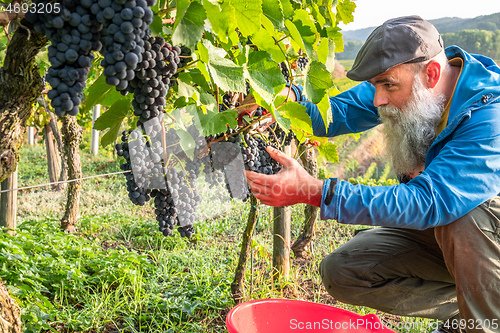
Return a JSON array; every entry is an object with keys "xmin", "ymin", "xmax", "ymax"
[{"xmin": 373, "ymin": 89, "xmax": 389, "ymax": 108}]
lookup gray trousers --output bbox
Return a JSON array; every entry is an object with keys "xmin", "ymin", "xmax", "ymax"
[{"xmin": 319, "ymin": 197, "xmax": 500, "ymax": 333}]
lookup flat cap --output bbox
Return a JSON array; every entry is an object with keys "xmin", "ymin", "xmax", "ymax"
[{"xmin": 346, "ymin": 15, "xmax": 444, "ymax": 81}]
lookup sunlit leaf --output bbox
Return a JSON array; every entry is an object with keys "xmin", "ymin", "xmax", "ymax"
[{"xmin": 172, "ymin": 0, "xmax": 207, "ymax": 49}]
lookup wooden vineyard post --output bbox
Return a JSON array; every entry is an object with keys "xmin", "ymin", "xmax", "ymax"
[
  {"xmin": 27, "ymin": 126, "xmax": 35, "ymax": 145},
  {"xmin": 0, "ymin": 166, "xmax": 17, "ymax": 235},
  {"xmin": 90, "ymin": 105, "xmax": 101, "ymax": 156},
  {"xmin": 291, "ymin": 144, "xmax": 319, "ymax": 258},
  {"xmin": 44, "ymin": 123, "xmax": 61, "ymax": 190},
  {"xmin": 272, "ymin": 145, "xmax": 292, "ymax": 279}
]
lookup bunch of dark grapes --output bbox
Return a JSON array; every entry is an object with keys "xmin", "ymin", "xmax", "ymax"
[
  {"xmin": 128, "ymin": 37, "xmax": 180, "ymax": 125},
  {"xmin": 151, "ymin": 188, "xmax": 177, "ymax": 237},
  {"xmin": 152, "ymin": 168, "xmax": 199, "ymax": 238},
  {"xmin": 269, "ymin": 123, "xmax": 295, "ymax": 147},
  {"xmin": 116, "ymin": 130, "xmax": 152, "ymax": 206},
  {"xmin": 25, "ymin": 0, "xmax": 103, "ymax": 116},
  {"xmin": 24, "ymin": 0, "xmax": 159, "ymax": 116},
  {"xmin": 280, "ymin": 61, "xmax": 290, "ymax": 84},
  {"xmin": 241, "ymin": 135, "xmax": 281, "ymax": 175},
  {"xmin": 207, "ymin": 128, "xmax": 284, "ymax": 200},
  {"xmin": 297, "ymin": 56, "xmax": 309, "ymax": 71},
  {"xmin": 211, "ymin": 142, "xmax": 250, "ymax": 201},
  {"xmin": 171, "ymin": 45, "xmax": 191, "ymax": 85},
  {"xmin": 98, "ymin": 0, "xmax": 156, "ymax": 93},
  {"xmin": 218, "ymin": 93, "xmax": 232, "ymax": 112},
  {"xmin": 178, "ymin": 46, "xmax": 191, "ymax": 69}
]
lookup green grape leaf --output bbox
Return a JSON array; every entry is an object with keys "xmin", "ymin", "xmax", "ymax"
[
  {"xmin": 176, "ymin": 128, "xmax": 197, "ymax": 160},
  {"xmin": 316, "ymin": 141, "xmax": 339, "ymax": 163},
  {"xmin": 246, "ymin": 51, "xmax": 286, "ymax": 104},
  {"xmin": 200, "ymin": 92, "xmax": 216, "ymax": 107},
  {"xmin": 208, "ymin": 56, "xmax": 246, "ymax": 93},
  {"xmin": 197, "ymin": 109, "xmax": 238, "ymax": 136},
  {"xmin": 177, "ymin": 72, "xmax": 198, "ymax": 98},
  {"xmin": 316, "ymin": 88, "xmax": 335, "ymax": 134},
  {"xmin": 280, "ymin": 0, "xmax": 294, "ymax": 20},
  {"xmin": 92, "ymin": 99, "xmax": 130, "ymax": 147},
  {"xmin": 92, "ymin": 99, "xmax": 129, "ymax": 131},
  {"xmin": 279, "ymin": 102, "xmax": 311, "ymax": 128},
  {"xmin": 292, "ymin": 10, "xmax": 318, "ymax": 57},
  {"xmin": 149, "ymin": 13, "xmax": 163, "ymax": 35},
  {"xmin": 279, "ymin": 101, "xmax": 313, "ymax": 137},
  {"xmin": 284, "ymin": 19, "xmax": 306, "ymax": 57},
  {"xmin": 83, "ymin": 74, "xmax": 126, "ymax": 113},
  {"xmin": 188, "ymin": 68, "xmax": 212, "ymax": 91},
  {"xmin": 172, "ymin": 0, "xmax": 207, "ymax": 49},
  {"xmin": 203, "ymin": 1, "xmax": 237, "ymax": 42},
  {"xmin": 304, "ymin": 60, "xmax": 333, "ymax": 104},
  {"xmin": 326, "ymin": 26, "xmax": 344, "ymax": 52},
  {"xmin": 262, "ymin": 0, "xmax": 284, "ymax": 29},
  {"xmin": 251, "ymin": 28, "xmax": 286, "ymax": 63},
  {"xmin": 229, "ymin": 0, "xmax": 262, "ymax": 37},
  {"xmin": 310, "ymin": 3, "xmax": 325, "ymax": 27},
  {"xmin": 336, "ymin": 0, "xmax": 356, "ymax": 25},
  {"xmin": 316, "ymin": 37, "xmax": 336, "ymax": 73}
]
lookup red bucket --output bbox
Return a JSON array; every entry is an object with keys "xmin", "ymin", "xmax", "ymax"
[{"xmin": 226, "ymin": 299, "xmax": 396, "ymax": 333}]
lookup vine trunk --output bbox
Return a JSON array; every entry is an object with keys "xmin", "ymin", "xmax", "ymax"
[
  {"xmin": 0, "ymin": 24, "xmax": 47, "ymax": 183},
  {"xmin": 60, "ymin": 116, "xmax": 83, "ymax": 233}
]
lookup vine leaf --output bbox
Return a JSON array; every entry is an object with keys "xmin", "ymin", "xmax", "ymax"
[
  {"xmin": 250, "ymin": 28, "xmax": 286, "ymax": 63},
  {"xmin": 246, "ymin": 51, "xmax": 286, "ymax": 104},
  {"xmin": 93, "ymin": 99, "xmax": 130, "ymax": 147},
  {"xmin": 203, "ymin": 1, "xmax": 237, "ymax": 42},
  {"xmin": 336, "ymin": 0, "xmax": 356, "ymax": 25},
  {"xmin": 177, "ymin": 72, "xmax": 198, "ymax": 98},
  {"xmin": 83, "ymin": 73, "xmax": 126, "ymax": 113},
  {"xmin": 279, "ymin": 102, "xmax": 312, "ymax": 130},
  {"xmin": 316, "ymin": 37, "xmax": 336, "ymax": 73},
  {"xmin": 279, "ymin": 0, "xmax": 294, "ymax": 20},
  {"xmin": 196, "ymin": 108, "xmax": 238, "ymax": 136},
  {"xmin": 149, "ymin": 13, "xmax": 163, "ymax": 35},
  {"xmin": 304, "ymin": 60, "xmax": 332, "ymax": 104},
  {"xmin": 208, "ymin": 55, "xmax": 246, "ymax": 93},
  {"xmin": 292, "ymin": 10, "xmax": 318, "ymax": 57},
  {"xmin": 316, "ymin": 141, "xmax": 339, "ymax": 163},
  {"xmin": 229, "ymin": 0, "xmax": 263, "ymax": 37},
  {"xmin": 176, "ymin": 128, "xmax": 197, "ymax": 160},
  {"xmin": 284, "ymin": 19, "xmax": 306, "ymax": 57},
  {"xmin": 262, "ymin": 0, "xmax": 284, "ymax": 29},
  {"xmin": 172, "ymin": 0, "xmax": 206, "ymax": 49}
]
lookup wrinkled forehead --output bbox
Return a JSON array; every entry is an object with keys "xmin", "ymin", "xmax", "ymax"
[{"xmin": 368, "ymin": 63, "xmax": 417, "ymax": 86}]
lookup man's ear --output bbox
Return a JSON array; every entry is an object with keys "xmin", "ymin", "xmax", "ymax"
[{"xmin": 425, "ymin": 60, "xmax": 441, "ymax": 89}]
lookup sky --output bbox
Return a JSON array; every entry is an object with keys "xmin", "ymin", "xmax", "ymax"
[{"xmin": 338, "ymin": 0, "xmax": 500, "ymax": 31}]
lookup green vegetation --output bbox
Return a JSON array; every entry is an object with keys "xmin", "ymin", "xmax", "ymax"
[
  {"xmin": 442, "ymin": 29, "xmax": 500, "ymax": 60},
  {"xmin": 337, "ymin": 13, "xmax": 500, "ymax": 61},
  {"xmin": 1, "ymin": 144, "xmax": 429, "ymax": 332}
]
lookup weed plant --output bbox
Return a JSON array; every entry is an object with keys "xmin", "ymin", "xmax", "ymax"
[{"xmin": 0, "ymin": 145, "xmax": 433, "ymax": 332}]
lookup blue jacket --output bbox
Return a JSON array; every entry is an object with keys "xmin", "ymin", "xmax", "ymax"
[{"xmin": 295, "ymin": 46, "xmax": 500, "ymax": 229}]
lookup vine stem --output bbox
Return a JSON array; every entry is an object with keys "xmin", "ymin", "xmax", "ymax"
[{"xmin": 174, "ymin": 59, "xmax": 200, "ymax": 75}]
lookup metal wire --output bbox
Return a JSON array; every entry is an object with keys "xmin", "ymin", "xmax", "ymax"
[{"xmin": 0, "ymin": 170, "xmax": 131, "ymax": 194}]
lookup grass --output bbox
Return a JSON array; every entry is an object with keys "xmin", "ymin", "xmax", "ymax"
[{"xmin": 0, "ymin": 143, "xmax": 435, "ymax": 332}]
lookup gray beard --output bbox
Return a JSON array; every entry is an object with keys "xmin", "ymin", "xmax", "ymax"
[{"xmin": 378, "ymin": 76, "xmax": 446, "ymax": 178}]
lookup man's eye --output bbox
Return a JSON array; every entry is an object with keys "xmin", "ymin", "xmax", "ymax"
[{"xmin": 384, "ymin": 83, "xmax": 394, "ymax": 89}]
